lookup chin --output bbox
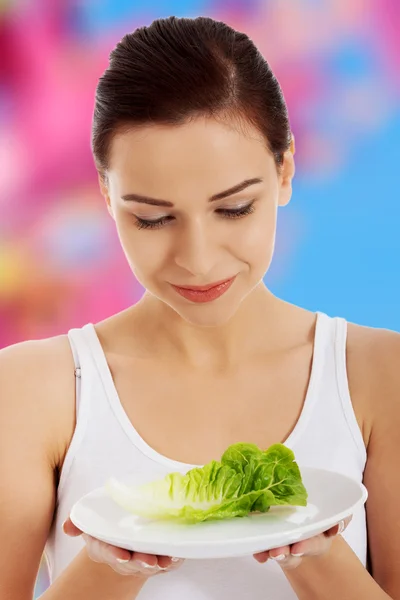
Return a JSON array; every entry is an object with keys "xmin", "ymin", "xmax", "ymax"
[{"xmin": 145, "ymin": 279, "xmax": 260, "ymax": 327}]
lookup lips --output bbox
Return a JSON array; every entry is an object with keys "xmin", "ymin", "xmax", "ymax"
[
  {"xmin": 174, "ymin": 278, "xmax": 234, "ymax": 292},
  {"xmin": 171, "ymin": 276, "xmax": 236, "ymax": 303}
]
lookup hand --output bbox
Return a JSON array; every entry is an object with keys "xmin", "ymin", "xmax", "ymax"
[
  {"xmin": 253, "ymin": 515, "xmax": 352, "ymax": 570},
  {"xmin": 63, "ymin": 517, "xmax": 185, "ymax": 577}
]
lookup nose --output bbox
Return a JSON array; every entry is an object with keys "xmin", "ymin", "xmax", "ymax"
[{"xmin": 173, "ymin": 220, "xmax": 217, "ymax": 276}]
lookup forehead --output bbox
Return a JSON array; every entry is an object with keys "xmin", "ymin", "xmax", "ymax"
[{"xmin": 107, "ymin": 117, "xmax": 275, "ymax": 199}]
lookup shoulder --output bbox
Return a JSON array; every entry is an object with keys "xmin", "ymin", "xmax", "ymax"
[
  {"xmin": 0, "ymin": 333, "xmax": 74, "ymax": 366},
  {"xmin": 0, "ymin": 335, "xmax": 76, "ymax": 469},
  {"xmin": 345, "ymin": 320, "xmax": 400, "ymax": 448},
  {"xmin": 346, "ymin": 320, "xmax": 400, "ymax": 386},
  {"xmin": 0, "ymin": 335, "xmax": 75, "ymax": 393}
]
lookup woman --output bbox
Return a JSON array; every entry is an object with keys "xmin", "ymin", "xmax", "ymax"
[{"xmin": 1, "ymin": 15, "xmax": 399, "ymax": 600}]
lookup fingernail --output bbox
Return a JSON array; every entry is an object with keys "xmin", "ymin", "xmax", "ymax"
[
  {"xmin": 171, "ymin": 557, "xmax": 181, "ymax": 562},
  {"xmin": 338, "ymin": 520, "xmax": 345, "ymax": 535},
  {"xmin": 137, "ymin": 560, "xmax": 159, "ymax": 570},
  {"xmin": 116, "ymin": 557, "xmax": 130, "ymax": 563},
  {"xmin": 291, "ymin": 552, "xmax": 304, "ymax": 557},
  {"xmin": 271, "ymin": 554, "xmax": 286, "ymax": 561}
]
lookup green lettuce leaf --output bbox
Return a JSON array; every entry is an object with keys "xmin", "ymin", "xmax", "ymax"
[{"xmin": 105, "ymin": 442, "xmax": 308, "ymax": 523}]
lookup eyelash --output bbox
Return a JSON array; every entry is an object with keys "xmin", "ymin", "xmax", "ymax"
[{"xmin": 134, "ymin": 201, "xmax": 256, "ymax": 230}]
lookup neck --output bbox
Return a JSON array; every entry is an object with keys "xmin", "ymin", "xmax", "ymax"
[{"xmin": 132, "ymin": 284, "xmax": 301, "ymax": 369}]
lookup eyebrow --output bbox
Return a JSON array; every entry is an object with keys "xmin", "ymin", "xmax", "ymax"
[{"xmin": 120, "ymin": 177, "xmax": 263, "ymax": 207}]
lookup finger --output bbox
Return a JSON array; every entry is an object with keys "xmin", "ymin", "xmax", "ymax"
[
  {"xmin": 269, "ymin": 545, "xmax": 291, "ymax": 561},
  {"xmin": 131, "ymin": 552, "xmax": 159, "ymax": 568},
  {"xmin": 105, "ymin": 542, "xmax": 132, "ymax": 563},
  {"xmin": 63, "ymin": 518, "xmax": 83, "ymax": 537},
  {"xmin": 157, "ymin": 555, "xmax": 184, "ymax": 569},
  {"xmin": 112, "ymin": 558, "xmax": 162, "ymax": 577},
  {"xmin": 80, "ymin": 536, "xmax": 166, "ymax": 577},
  {"xmin": 290, "ymin": 533, "xmax": 332, "ymax": 558},
  {"xmin": 268, "ymin": 546, "xmax": 303, "ymax": 570},
  {"xmin": 83, "ymin": 534, "xmax": 132, "ymax": 564},
  {"xmin": 253, "ymin": 551, "xmax": 269, "ymax": 564},
  {"xmin": 272, "ymin": 554, "xmax": 303, "ymax": 570},
  {"xmin": 110, "ymin": 558, "xmax": 161, "ymax": 577},
  {"xmin": 325, "ymin": 515, "xmax": 353, "ymax": 538},
  {"xmin": 111, "ymin": 554, "xmax": 183, "ymax": 577}
]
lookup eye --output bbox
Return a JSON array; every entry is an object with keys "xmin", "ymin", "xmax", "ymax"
[
  {"xmin": 217, "ymin": 200, "xmax": 255, "ymax": 219},
  {"xmin": 133, "ymin": 200, "xmax": 256, "ymax": 230},
  {"xmin": 134, "ymin": 216, "xmax": 174, "ymax": 230}
]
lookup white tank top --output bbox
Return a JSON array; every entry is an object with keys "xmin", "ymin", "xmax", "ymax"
[{"xmin": 45, "ymin": 311, "xmax": 367, "ymax": 599}]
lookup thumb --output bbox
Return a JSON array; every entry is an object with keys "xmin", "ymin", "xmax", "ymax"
[{"xmin": 63, "ymin": 517, "xmax": 83, "ymax": 537}]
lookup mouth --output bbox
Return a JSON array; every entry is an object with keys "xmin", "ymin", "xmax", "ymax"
[
  {"xmin": 170, "ymin": 276, "xmax": 236, "ymax": 304},
  {"xmin": 173, "ymin": 277, "xmax": 235, "ymax": 292}
]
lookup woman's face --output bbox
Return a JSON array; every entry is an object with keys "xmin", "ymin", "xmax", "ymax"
[{"xmin": 102, "ymin": 116, "xmax": 295, "ymax": 326}]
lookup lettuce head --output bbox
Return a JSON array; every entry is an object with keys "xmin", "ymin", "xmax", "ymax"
[{"xmin": 105, "ymin": 443, "xmax": 308, "ymax": 523}]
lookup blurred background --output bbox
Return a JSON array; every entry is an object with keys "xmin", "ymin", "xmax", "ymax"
[{"xmin": 0, "ymin": 0, "xmax": 398, "ymax": 596}]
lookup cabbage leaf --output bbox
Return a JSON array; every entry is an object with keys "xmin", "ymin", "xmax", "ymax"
[{"xmin": 105, "ymin": 443, "xmax": 308, "ymax": 523}]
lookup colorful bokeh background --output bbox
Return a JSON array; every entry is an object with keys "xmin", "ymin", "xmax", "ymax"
[{"xmin": 0, "ymin": 0, "xmax": 399, "ymax": 596}]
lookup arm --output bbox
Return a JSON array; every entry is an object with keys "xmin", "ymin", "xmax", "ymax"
[
  {"xmin": 0, "ymin": 339, "xmax": 63, "ymax": 600},
  {"xmin": 283, "ymin": 327, "xmax": 400, "ymax": 599},
  {"xmin": 283, "ymin": 535, "xmax": 391, "ymax": 599},
  {"xmin": 0, "ymin": 338, "xmax": 148, "ymax": 600},
  {"xmin": 40, "ymin": 549, "xmax": 147, "ymax": 600}
]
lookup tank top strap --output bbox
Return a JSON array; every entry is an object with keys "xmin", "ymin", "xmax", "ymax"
[
  {"xmin": 334, "ymin": 316, "xmax": 367, "ymax": 463},
  {"xmin": 292, "ymin": 312, "xmax": 366, "ymax": 468},
  {"xmin": 304, "ymin": 310, "xmax": 335, "ymax": 396},
  {"xmin": 285, "ymin": 311, "xmax": 333, "ymax": 447},
  {"xmin": 66, "ymin": 323, "xmax": 102, "ymax": 419},
  {"xmin": 67, "ymin": 325, "xmax": 98, "ymax": 413},
  {"xmin": 67, "ymin": 329, "xmax": 82, "ymax": 414},
  {"xmin": 57, "ymin": 325, "xmax": 98, "ymax": 500}
]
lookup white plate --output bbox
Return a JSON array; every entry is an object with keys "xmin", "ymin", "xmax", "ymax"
[{"xmin": 70, "ymin": 467, "xmax": 368, "ymax": 559}]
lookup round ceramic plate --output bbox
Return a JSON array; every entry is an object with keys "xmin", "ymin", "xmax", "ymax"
[{"xmin": 70, "ymin": 467, "xmax": 368, "ymax": 559}]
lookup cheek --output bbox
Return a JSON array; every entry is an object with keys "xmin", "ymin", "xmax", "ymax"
[
  {"xmin": 115, "ymin": 220, "xmax": 166, "ymax": 276},
  {"xmin": 233, "ymin": 213, "xmax": 277, "ymax": 262}
]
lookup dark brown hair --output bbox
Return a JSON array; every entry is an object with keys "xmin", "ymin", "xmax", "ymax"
[{"xmin": 92, "ymin": 15, "xmax": 291, "ymax": 178}]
